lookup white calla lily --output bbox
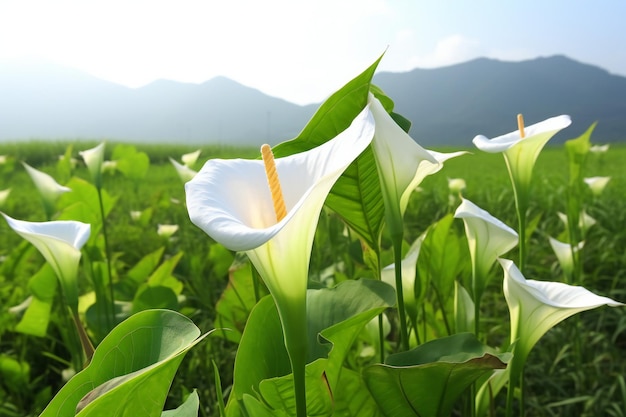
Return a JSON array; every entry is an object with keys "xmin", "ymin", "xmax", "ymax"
[
  {"xmin": 22, "ymin": 162, "xmax": 71, "ymax": 219},
  {"xmin": 181, "ymin": 150, "xmax": 201, "ymax": 167},
  {"xmin": 455, "ymin": 198, "xmax": 518, "ymax": 293},
  {"xmin": 447, "ymin": 178, "xmax": 466, "ymax": 195},
  {"xmin": 472, "ymin": 115, "xmax": 571, "ymax": 191},
  {"xmin": 584, "ymin": 176, "xmax": 610, "ymax": 196},
  {"xmin": 187, "ymin": 106, "xmax": 374, "ymax": 300},
  {"xmin": 186, "ymin": 106, "xmax": 374, "ymax": 417},
  {"xmin": 548, "ymin": 237, "xmax": 584, "ymax": 282},
  {"xmin": 1, "ymin": 212, "xmax": 90, "ymax": 313},
  {"xmin": 381, "ymin": 233, "xmax": 425, "ymax": 319},
  {"xmin": 157, "ymin": 224, "xmax": 179, "ymax": 238},
  {"xmin": 368, "ymin": 94, "xmax": 466, "ymax": 232},
  {"xmin": 170, "ymin": 157, "xmax": 198, "ymax": 183},
  {"xmin": 0, "ymin": 188, "xmax": 10, "ymax": 208},
  {"xmin": 589, "ymin": 144, "xmax": 609, "ymax": 154},
  {"xmin": 501, "ymin": 257, "xmax": 622, "ymax": 365},
  {"xmin": 79, "ymin": 142, "xmax": 105, "ymax": 189},
  {"xmin": 557, "ymin": 210, "xmax": 597, "ymax": 237}
]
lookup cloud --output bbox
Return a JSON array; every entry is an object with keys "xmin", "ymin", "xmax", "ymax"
[{"xmin": 411, "ymin": 35, "xmax": 484, "ymax": 68}]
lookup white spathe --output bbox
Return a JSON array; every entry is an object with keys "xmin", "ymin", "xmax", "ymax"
[
  {"xmin": 472, "ymin": 115, "xmax": 571, "ymax": 189},
  {"xmin": 185, "ymin": 105, "xmax": 375, "ymax": 306},
  {"xmin": 501, "ymin": 258, "xmax": 622, "ymax": 363},
  {"xmin": 170, "ymin": 157, "xmax": 198, "ymax": 183},
  {"xmin": 455, "ymin": 198, "xmax": 518, "ymax": 279},
  {"xmin": 79, "ymin": 142, "xmax": 105, "ymax": 188},
  {"xmin": 2, "ymin": 212, "xmax": 90, "ymax": 311}
]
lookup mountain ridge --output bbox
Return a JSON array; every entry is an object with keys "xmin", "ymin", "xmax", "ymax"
[{"xmin": 1, "ymin": 55, "xmax": 624, "ymax": 146}]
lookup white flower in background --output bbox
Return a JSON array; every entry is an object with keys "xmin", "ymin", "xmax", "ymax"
[
  {"xmin": 181, "ymin": 150, "xmax": 201, "ymax": 168},
  {"xmin": 170, "ymin": 157, "xmax": 197, "ymax": 183},
  {"xmin": 448, "ymin": 178, "xmax": 466, "ymax": 195},
  {"xmin": 79, "ymin": 142, "xmax": 105, "ymax": 189},
  {"xmin": 157, "ymin": 224, "xmax": 179, "ymax": 238},
  {"xmin": 130, "ymin": 211, "xmax": 142, "ymax": 221},
  {"xmin": 589, "ymin": 144, "xmax": 609, "ymax": 154},
  {"xmin": 22, "ymin": 162, "xmax": 71, "ymax": 219},
  {"xmin": 102, "ymin": 160, "xmax": 118, "ymax": 174},
  {"xmin": 0, "ymin": 188, "xmax": 10, "ymax": 208},
  {"xmin": 584, "ymin": 176, "xmax": 610, "ymax": 196},
  {"xmin": 1, "ymin": 212, "xmax": 90, "ymax": 313},
  {"xmin": 548, "ymin": 237, "xmax": 584, "ymax": 282},
  {"xmin": 557, "ymin": 211, "xmax": 597, "ymax": 237},
  {"xmin": 0, "ymin": 155, "xmax": 7, "ymax": 164}
]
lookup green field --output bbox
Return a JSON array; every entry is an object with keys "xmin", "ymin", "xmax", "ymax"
[{"xmin": 0, "ymin": 139, "xmax": 624, "ymax": 416}]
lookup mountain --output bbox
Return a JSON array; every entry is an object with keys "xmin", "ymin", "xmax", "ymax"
[
  {"xmin": 373, "ymin": 55, "xmax": 626, "ymax": 146},
  {"xmin": 0, "ymin": 62, "xmax": 316, "ymax": 145},
  {"xmin": 1, "ymin": 56, "xmax": 625, "ymax": 146}
]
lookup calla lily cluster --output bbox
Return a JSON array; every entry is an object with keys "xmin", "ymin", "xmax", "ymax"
[{"xmin": 473, "ymin": 115, "xmax": 571, "ymax": 271}]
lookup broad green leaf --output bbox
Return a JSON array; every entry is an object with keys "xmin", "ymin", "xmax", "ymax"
[
  {"xmin": 113, "ymin": 144, "xmax": 150, "ymax": 181},
  {"xmin": 147, "ymin": 251, "xmax": 184, "ymax": 294},
  {"xmin": 418, "ymin": 214, "xmax": 466, "ymax": 302},
  {"xmin": 39, "ymin": 309, "xmax": 208, "ymax": 417},
  {"xmin": 272, "ymin": 54, "xmax": 386, "ymax": 253},
  {"xmin": 56, "ymin": 177, "xmax": 116, "ymax": 239},
  {"xmin": 132, "ymin": 285, "xmax": 179, "ymax": 313},
  {"xmin": 15, "ymin": 263, "xmax": 57, "ymax": 336},
  {"xmin": 126, "ymin": 246, "xmax": 166, "ymax": 284},
  {"xmin": 215, "ymin": 263, "xmax": 268, "ymax": 343},
  {"xmin": 333, "ymin": 368, "xmax": 383, "ymax": 417},
  {"xmin": 227, "ymin": 279, "xmax": 395, "ymax": 417},
  {"xmin": 161, "ymin": 390, "xmax": 199, "ymax": 417},
  {"xmin": 453, "ymin": 281, "xmax": 474, "ymax": 334},
  {"xmin": 565, "ymin": 122, "xmax": 595, "ymax": 187},
  {"xmin": 363, "ymin": 333, "xmax": 510, "ymax": 417}
]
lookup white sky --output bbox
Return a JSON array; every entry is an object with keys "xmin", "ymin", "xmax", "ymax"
[{"xmin": 1, "ymin": 0, "xmax": 625, "ymax": 105}]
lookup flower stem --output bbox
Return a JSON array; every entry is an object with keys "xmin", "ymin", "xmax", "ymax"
[
  {"xmin": 392, "ymin": 233, "xmax": 410, "ymax": 351},
  {"xmin": 96, "ymin": 186, "xmax": 115, "ymax": 332}
]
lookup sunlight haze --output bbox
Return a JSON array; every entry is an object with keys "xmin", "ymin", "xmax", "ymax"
[{"xmin": 1, "ymin": 0, "xmax": 625, "ymax": 105}]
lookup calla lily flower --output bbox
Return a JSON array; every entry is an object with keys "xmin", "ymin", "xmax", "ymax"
[
  {"xmin": 22, "ymin": 162, "xmax": 71, "ymax": 219},
  {"xmin": 501, "ymin": 257, "xmax": 622, "ymax": 366},
  {"xmin": 472, "ymin": 115, "xmax": 571, "ymax": 192},
  {"xmin": 447, "ymin": 178, "xmax": 466, "ymax": 195},
  {"xmin": 454, "ymin": 198, "xmax": 518, "ymax": 296},
  {"xmin": 0, "ymin": 188, "xmax": 10, "ymax": 208},
  {"xmin": 181, "ymin": 150, "xmax": 201, "ymax": 167},
  {"xmin": 0, "ymin": 155, "xmax": 7, "ymax": 164},
  {"xmin": 589, "ymin": 144, "xmax": 609, "ymax": 154},
  {"xmin": 79, "ymin": 142, "xmax": 105, "ymax": 189},
  {"xmin": 102, "ymin": 160, "xmax": 118, "ymax": 174},
  {"xmin": 548, "ymin": 237, "xmax": 584, "ymax": 282},
  {"xmin": 170, "ymin": 157, "xmax": 198, "ymax": 183},
  {"xmin": 557, "ymin": 211, "xmax": 597, "ymax": 237},
  {"xmin": 1, "ymin": 212, "xmax": 90, "ymax": 313},
  {"xmin": 381, "ymin": 233, "xmax": 425, "ymax": 320},
  {"xmin": 157, "ymin": 224, "xmax": 179, "ymax": 238},
  {"xmin": 584, "ymin": 176, "xmax": 610, "ymax": 196},
  {"xmin": 368, "ymin": 94, "xmax": 466, "ymax": 234},
  {"xmin": 187, "ymin": 106, "xmax": 374, "ymax": 417}
]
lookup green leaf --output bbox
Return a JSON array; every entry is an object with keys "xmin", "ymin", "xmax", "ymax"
[
  {"xmin": 215, "ymin": 263, "xmax": 268, "ymax": 343},
  {"xmin": 39, "ymin": 309, "xmax": 208, "ymax": 417},
  {"xmin": 147, "ymin": 251, "xmax": 184, "ymax": 294},
  {"xmin": 161, "ymin": 390, "xmax": 199, "ymax": 417},
  {"xmin": 363, "ymin": 333, "xmax": 510, "ymax": 417},
  {"xmin": 333, "ymin": 368, "xmax": 383, "ymax": 417},
  {"xmin": 226, "ymin": 279, "xmax": 395, "ymax": 417},
  {"xmin": 113, "ymin": 144, "xmax": 150, "ymax": 181},
  {"xmin": 272, "ymin": 54, "xmax": 386, "ymax": 253},
  {"xmin": 132, "ymin": 285, "xmax": 179, "ymax": 313},
  {"xmin": 15, "ymin": 263, "xmax": 58, "ymax": 337}
]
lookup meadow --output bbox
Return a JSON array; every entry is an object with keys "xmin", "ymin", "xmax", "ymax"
[{"xmin": 0, "ymin": 134, "xmax": 624, "ymax": 417}]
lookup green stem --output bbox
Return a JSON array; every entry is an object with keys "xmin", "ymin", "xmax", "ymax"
[
  {"xmin": 277, "ymin": 298, "xmax": 308, "ymax": 417},
  {"xmin": 96, "ymin": 187, "xmax": 115, "ymax": 331},
  {"xmin": 391, "ymin": 233, "xmax": 410, "ymax": 351}
]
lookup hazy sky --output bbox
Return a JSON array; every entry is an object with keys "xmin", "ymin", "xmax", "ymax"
[{"xmin": 1, "ymin": 0, "xmax": 625, "ymax": 105}]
